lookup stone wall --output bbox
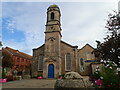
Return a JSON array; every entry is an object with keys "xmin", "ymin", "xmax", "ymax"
[
  {"xmin": 61, "ymin": 41, "xmax": 77, "ymax": 74},
  {"xmin": 78, "ymin": 44, "xmax": 96, "ymax": 76},
  {"xmin": 91, "ymin": 63, "xmax": 103, "ymax": 74},
  {"xmin": 32, "ymin": 45, "xmax": 45, "ymax": 77}
]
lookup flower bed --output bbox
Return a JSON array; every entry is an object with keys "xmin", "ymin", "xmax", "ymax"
[
  {"xmin": 95, "ymin": 79, "xmax": 103, "ymax": 86},
  {"xmin": 38, "ymin": 76, "xmax": 42, "ymax": 79},
  {"xmin": 0, "ymin": 78, "xmax": 7, "ymax": 83},
  {"xmin": 93, "ymin": 61, "xmax": 120, "ymax": 88},
  {"xmin": 6, "ymin": 75, "xmax": 14, "ymax": 81}
]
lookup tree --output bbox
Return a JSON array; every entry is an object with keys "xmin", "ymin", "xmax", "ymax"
[
  {"xmin": 2, "ymin": 51, "xmax": 14, "ymax": 78},
  {"xmin": 24, "ymin": 64, "xmax": 31, "ymax": 75},
  {"xmin": 2, "ymin": 51, "xmax": 14, "ymax": 69},
  {"xmin": 95, "ymin": 11, "xmax": 120, "ymax": 67}
]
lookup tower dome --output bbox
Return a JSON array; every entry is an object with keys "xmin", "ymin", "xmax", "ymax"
[
  {"xmin": 47, "ymin": 4, "xmax": 60, "ymax": 11},
  {"xmin": 46, "ymin": 4, "xmax": 61, "ymax": 26},
  {"xmin": 49, "ymin": 4, "xmax": 59, "ymax": 8}
]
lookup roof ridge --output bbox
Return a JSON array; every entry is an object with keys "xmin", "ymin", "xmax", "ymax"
[
  {"xmin": 5, "ymin": 47, "xmax": 32, "ymax": 59},
  {"xmin": 61, "ymin": 40, "xmax": 78, "ymax": 48},
  {"xmin": 33, "ymin": 44, "xmax": 45, "ymax": 50},
  {"xmin": 78, "ymin": 43, "xmax": 94, "ymax": 51}
]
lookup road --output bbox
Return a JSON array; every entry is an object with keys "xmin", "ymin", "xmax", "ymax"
[{"xmin": 2, "ymin": 79, "xmax": 56, "ymax": 88}]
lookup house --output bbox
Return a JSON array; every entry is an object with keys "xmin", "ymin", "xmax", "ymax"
[{"xmin": 2, "ymin": 47, "xmax": 32, "ymax": 73}]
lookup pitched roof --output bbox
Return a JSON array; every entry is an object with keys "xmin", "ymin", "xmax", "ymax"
[
  {"xmin": 33, "ymin": 44, "xmax": 45, "ymax": 50},
  {"xmin": 61, "ymin": 40, "xmax": 78, "ymax": 48},
  {"xmin": 78, "ymin": 43, "xmax": 94, "ymax": 51},
  {"xmin": 3, "ymin": 47, "xmax": 32, "ymax": 60}
]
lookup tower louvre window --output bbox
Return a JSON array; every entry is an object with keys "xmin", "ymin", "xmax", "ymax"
[{"xmin": 51, "ymin": 12, "xmax": 54, "ymax": 20}]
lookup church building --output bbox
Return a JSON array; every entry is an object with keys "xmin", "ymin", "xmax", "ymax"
[{"xmin": 32, "ymin": 5, "xmax": 97, "ymax": 78}]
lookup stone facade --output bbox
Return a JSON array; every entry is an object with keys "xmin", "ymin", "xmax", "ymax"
[
  {"xmin": 78, "ymin": 44, "xmax": 96, "ymax": 75},
  {"xmin": 32, "ymin": 5, "xmax": 98, "ymax": 78},
  {"xmin": 91, "ymin": 63, "xmax": 104, "ymax": 74}
]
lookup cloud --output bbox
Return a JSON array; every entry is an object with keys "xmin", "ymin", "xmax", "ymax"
[
  {"xmin": 1, "ymin": 0, "xmax": 119, "ymax": 2},
  {"xmin": 60, "ymin": 2, "xmax": 118, "ymax": 48},
  {"xmin": 5, "ymin": 17, "xmax": 16, "ymax": 33},
  {"xmin": 3, "ymin": 40, "xmax": 33, "ymax": 55},
  {"xmin": 2, "ymin": 2, "xmax": 118, "ymax": 55},
  {"xmin": 2, "ymin": 2, "xmax": 47, "ymax": 55}
]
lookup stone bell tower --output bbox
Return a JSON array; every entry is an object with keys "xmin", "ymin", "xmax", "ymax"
[{"xmin": 43, "ymin": 5, "xmax": 62, "ymax": 78}]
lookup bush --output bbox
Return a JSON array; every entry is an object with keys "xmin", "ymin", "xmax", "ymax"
[
  {"xmin": 0, "ymin": 74, "xmax": 1, "ymax": 79},
  {"xmin": 100, "ymin": 62, "xmax": 120, "ymax": 88},
  {"xmin": 17, "ymin": 71, "xmax": 22, "ymax": 75},
  {"xmin": 2, "ymin": 68, "xmax": 6, "ymax": 79},
  {"xmin": 93, "ymin": 61, "xmax": 120, "ymax": 88},
  {"xmin": 6, "ymin": 75, "xmax": 14, "ymax": 81},
  {"xmin": 59, "ymin": 74, "xmax": 65, "ymax": 79},
  {"xmin": 14, "ymin": 76, "xmax": 22, "ymax": 80},
  {"xmin": 37, "ymin": 74, "xmax": 42, "ymax": 77},
  {"xmin": 93, "ymin": 71, "xmax": 101, "ymax": 80}
]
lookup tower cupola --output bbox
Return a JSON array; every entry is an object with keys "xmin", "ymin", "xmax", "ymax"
[
  {"xmin": 47, "ymin": 4, "xmax": 61, "ymax": 22},
  {"xmin": 46, "ymin": 4, "xmax": 61, "ymax": 33}
]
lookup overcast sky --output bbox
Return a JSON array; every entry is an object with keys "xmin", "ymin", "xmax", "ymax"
[{"xmin": 1, "ymin": 0, "xmax": 119, "ymax": 55}]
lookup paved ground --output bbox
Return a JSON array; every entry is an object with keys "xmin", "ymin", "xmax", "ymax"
[{"xmin": 2, "ymin": 79, "xmax": 56, "ymax": 88}]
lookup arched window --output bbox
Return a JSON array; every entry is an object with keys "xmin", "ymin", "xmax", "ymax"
[
  {"xmin": 65, "ymin": 53, "xmax": 71, "ymax": 71},
  {"xmin": 80, "ymin": 58, "xmax": 84, "ymax": 72},
  {"xmin": 38, "ymin": 55, "xmax": 44, "ymax": 71},
  {"xmin": 80, "ymin": 58, "xmax": 83, "ymax": 65},
  {"xmin": 51, "ymin": 12, "xmax": 54, "ymax": 20}
]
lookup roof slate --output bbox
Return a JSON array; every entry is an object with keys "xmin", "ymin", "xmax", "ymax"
[{"xmin": 4, "ymin": 47, "xmax": 32, "ymax": 60}]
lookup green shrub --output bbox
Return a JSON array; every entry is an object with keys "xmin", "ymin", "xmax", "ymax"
[
  {"xmin": 93, "ymin": 61, "xmax": 120, "ymax": 88},
  {"xmin": 6, "ymin": 75, "xmax": 14, "ymax": 81},
  {"xmin": 2, "ymin": 68, "xmax": 6, "ymax": 79},
  {"xmin": 100, "ymin": 62, "xmax": 120, "ymax": 88},
  {"xmin": 93, "ymin": 71, "xmax": 101, "ymax": 80},
  {"xmin": 37, "ymin": 74, "xmax": 42, "ymax": 77},
  {"xmin": 59, "ymin": 74, "xmax": 65, "ymax": 79},
  {"xmin": 0, "ymin": 71, "xmax": 2, "ymax": 79}
]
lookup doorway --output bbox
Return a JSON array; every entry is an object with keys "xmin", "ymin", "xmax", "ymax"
[{"xmin": 48, "ymin": 64, "xmax": 54, "ymax": 78}]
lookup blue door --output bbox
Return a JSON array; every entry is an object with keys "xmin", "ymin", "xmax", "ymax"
[{"xmin": 48, "ymin": 64, "xmax": 54, "ymax": 78}]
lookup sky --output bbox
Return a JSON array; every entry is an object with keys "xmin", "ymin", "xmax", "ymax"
[{"xmin": 1, "ymin": 0, "xmax": 119, "ymax": 55}]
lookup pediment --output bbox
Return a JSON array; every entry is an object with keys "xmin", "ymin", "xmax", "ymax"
[{"xmin": 48, "ymin": 37, "xmax": 56, "ymax": 40}]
